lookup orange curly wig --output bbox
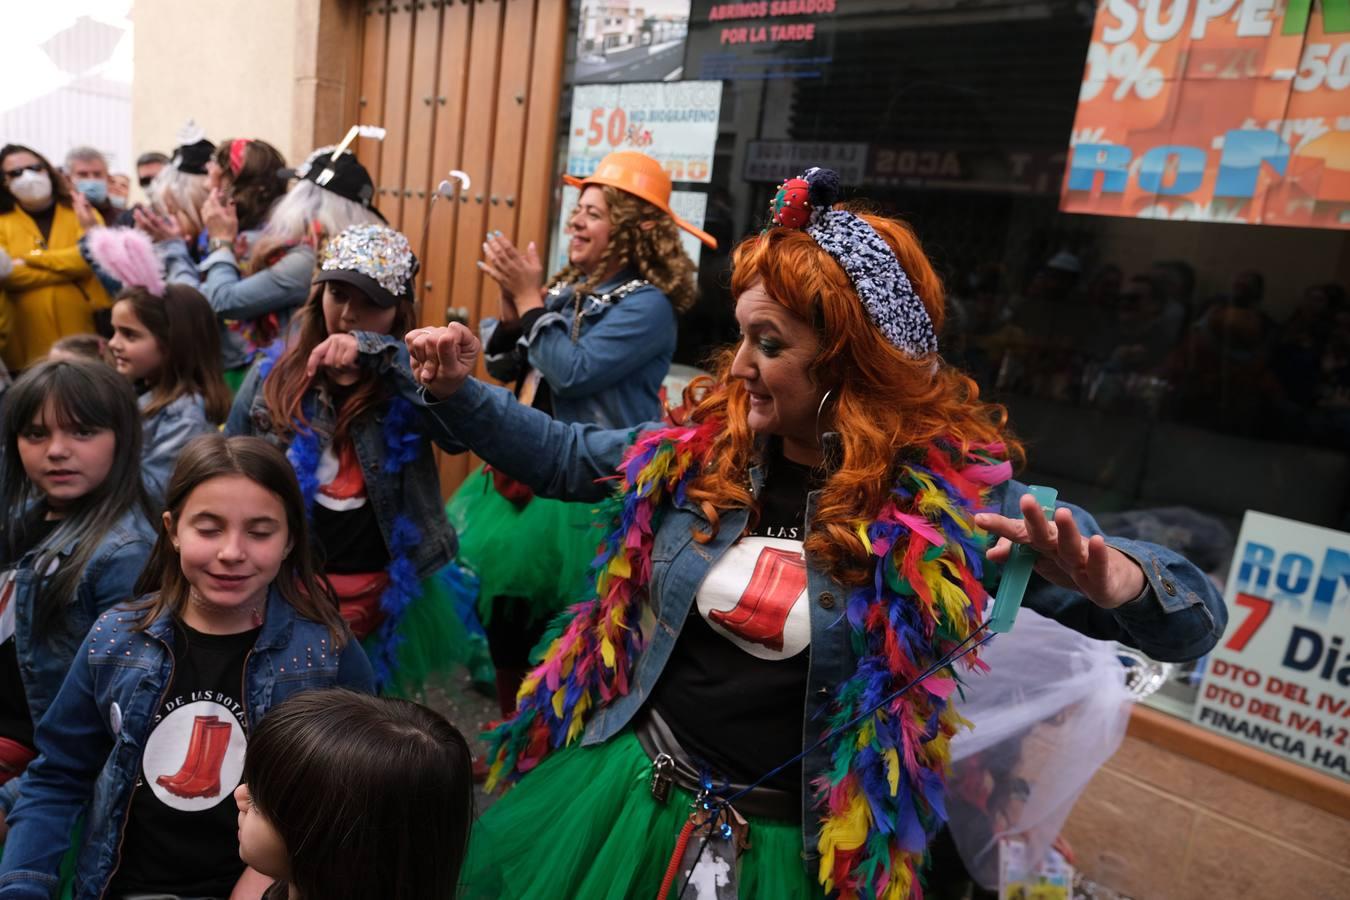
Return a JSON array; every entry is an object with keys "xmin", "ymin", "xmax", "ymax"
[{"xmin": 681, "ymin": 207, "xmax": 1022, "ymax": 586}]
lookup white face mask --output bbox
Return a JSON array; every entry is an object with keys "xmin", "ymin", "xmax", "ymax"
[{"xmin": 10, "ymin": 169, "xmax": 52, "ymax": 206}]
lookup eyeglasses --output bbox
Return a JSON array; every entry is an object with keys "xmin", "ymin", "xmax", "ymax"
[{"xmin": 3, "ymin": 163, "xmax": 43, "ymax": 180}]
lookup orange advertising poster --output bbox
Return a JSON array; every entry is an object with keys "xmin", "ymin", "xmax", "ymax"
[{"xmin": 1062, "ymin": 0, "xmax": 1350, "ymax": 229}]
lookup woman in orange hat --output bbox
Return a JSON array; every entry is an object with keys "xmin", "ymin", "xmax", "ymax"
[{"xmin": 448, "ymin": 150, "xmax": 715, "ymax": 718}]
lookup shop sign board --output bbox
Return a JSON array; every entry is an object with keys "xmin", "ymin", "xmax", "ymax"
[
  {"xmin": 1191, "ymin": 511, "xmax": 1350, "ymax": 781},
  {"xmin": 1062, "ymin": 0, "xmax": 1350, "ymax": 229},
  {"xmin": 566, "ymin": 81, "xmax": 722, "ymax": 184},
  {"xmin": 684, "ymin": 0, "xmax": 838, "ymax": 80},
  {"xmin": 743, "ymin": 140, "xmax": 867, "ymax": 182}
]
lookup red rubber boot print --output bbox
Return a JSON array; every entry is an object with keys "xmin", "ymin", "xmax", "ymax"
[
  {"xmin": 709, "ymin": 547, "xmax": 808, "ymax": 652},
  {"xmin": 164, "ymin": 720, "xmax": 232, "ymax": 799},
  {"xmin": 155, "ymin": 715, "xmax": 220, "ymax": 790}
]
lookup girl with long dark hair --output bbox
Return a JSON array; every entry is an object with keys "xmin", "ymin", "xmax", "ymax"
[
  {"xmin": 0, "ymin": 360, "xmax": 155, "ymax": 829},
  {"xmin": 0, "ymin": 435, "xmax": 373, "ymax": 898}
]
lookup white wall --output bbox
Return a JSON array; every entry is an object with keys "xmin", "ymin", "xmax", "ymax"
[
  {"xmin": 131, "ymin": 0, "xmax": 300, "ymax": 168},
  {"xmin": 0, "ymin": 2, "xmax": 133, "ymax": 171}
]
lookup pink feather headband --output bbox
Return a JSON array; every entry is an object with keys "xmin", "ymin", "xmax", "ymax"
[{"xmin": 85, "ymin": 227, "xmax": 166, "ymax": 297}]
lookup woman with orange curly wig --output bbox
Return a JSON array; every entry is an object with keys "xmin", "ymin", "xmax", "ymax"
[{"xmin": 410, "ymin": 168, "xmax": 1224, "ymax": 900}]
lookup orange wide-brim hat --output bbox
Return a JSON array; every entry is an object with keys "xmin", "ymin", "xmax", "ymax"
[{"xmin": 563, "ymin": 151, "xmax": 717, "ymax": 250}]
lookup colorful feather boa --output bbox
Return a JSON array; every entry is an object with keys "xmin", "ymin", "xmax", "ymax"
[{"xmin": 483, "ymin": 417, "xmax": 1011, "ymax": 899}]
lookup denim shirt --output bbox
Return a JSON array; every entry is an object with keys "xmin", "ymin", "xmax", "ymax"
[
  {"xmin": 421, "ymin": 377, "xmax": 1227, "ymax": 863},
  {"xmin": 0, "ymin": 509, "xmax": 155, "ymax": 816},
  {"xmin": 480, "ymin": 269, "xmax": 677, "ymax": 428},
  {"xmin": 138, "ymin": 392, "xmax": 216, "ymax": 507},
  {"xmin": 162, "ymin": 236, "xmax": 315, "ymax": 371},
  {"xmin": 0, "ymin": 589, "xmax": 374, "ymax": 900},
  {"xmin": 225, "ymin": 331, "xmax": 458, "ymax": 579}
]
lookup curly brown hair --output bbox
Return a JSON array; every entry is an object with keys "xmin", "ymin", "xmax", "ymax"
[{"xmin": 549, "ymin": 185, "xmax": 697, "ymax": 313}]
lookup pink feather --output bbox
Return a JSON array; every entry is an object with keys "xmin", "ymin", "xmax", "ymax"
[{"xmin": 85, "ymin": 227, "xmax": 166, "ymax": 297}]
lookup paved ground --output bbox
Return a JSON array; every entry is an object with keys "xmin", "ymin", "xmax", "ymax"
[{"xmin": 424, "ymin": 676, "xmax": 501, "ymax": 813}]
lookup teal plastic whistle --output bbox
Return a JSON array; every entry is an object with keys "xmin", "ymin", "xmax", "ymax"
[{"xmin": 988, "ymin": 484, "xmax": 1058, "ymax": 634}]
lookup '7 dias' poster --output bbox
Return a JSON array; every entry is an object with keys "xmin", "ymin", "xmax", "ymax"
[
  {"xmin": 1191, "ymin": 511, "xmax": 1349, "ymax": 781},
  {"xmin": 1062, "ymin": 0, "xmax": 1350, "ymax": 229}
]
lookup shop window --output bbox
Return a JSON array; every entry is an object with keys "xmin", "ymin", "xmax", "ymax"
[{"xmin": 558, "ymin": 0, "xmax": 1350, "ymax": 740}]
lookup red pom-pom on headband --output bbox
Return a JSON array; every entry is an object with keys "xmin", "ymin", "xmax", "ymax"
[{"xmin": 769, "ymin": 176, "xmax": 812, "ymax": 229}]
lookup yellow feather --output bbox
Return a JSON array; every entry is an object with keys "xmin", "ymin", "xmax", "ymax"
[
  {"xmin": 551, "ymin": 688, "xmax": 565, "ymax": 718},
  {"xmin": 607, "ymin": 553, "xmax": 631, "ymax": 581},
  {"xmin": 566, "ymin": 693, "xmax": 591, "ymax": 743},
  {"xmin": 883, "ymin": 859, "xmax": 912, "ymax": 900},
  {"xmin": 600, "ymin": 638, "xmax": 615, "ymax": 668},
  {"xmin": 817, "ymin": 793, "xmax": 871, "ymax": 891},
  {"xmin": 884, "ymin": 747, "xmax": 900, "ymax": 796},
  {"xmin": 855, "ymin": 522, "xmax": 873, "ymax": 555}
]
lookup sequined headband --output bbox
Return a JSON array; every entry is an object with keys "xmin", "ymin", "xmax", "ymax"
[{"xmin": 768, "ymin": 168, "xmax": 938, "ymax": 357}]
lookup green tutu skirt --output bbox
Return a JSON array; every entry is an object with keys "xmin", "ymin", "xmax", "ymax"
[
  {"xmin": 447, "ymin": 465, "xmax": 602, "ymax": 626},
  {"xmin": 363, "ymin": 570, "xmax": 474, "ymax": 699},
  {"xmin": 459, "ymin": 731, "xmax": 822, "ymax": 899}
]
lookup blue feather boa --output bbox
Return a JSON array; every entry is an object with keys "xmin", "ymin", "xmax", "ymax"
[{"xmin": 257, "ymin": 342, "xmax": 427, "ymax": 689}]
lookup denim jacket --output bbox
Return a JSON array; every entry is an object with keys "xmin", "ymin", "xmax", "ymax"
[
  {"xmin": 480, "ymin": 268, "xmax": 677, "ymax": 428},
  {"xmin": 139, "ymin": 392, "xmax": 216, "ymax": 506},
  {"xmin": 162, "ymin": 236, "xmax": 315, "ymax": 371},
  {"xmin": 421, "ymin": 378, "xmax": 1227, "ymax": 862},
  {"xmin": 0, "ymin": 509, "xmax": 155, "ymax": 816},
  {"xmin": 0, "ymin": 589, "xmax": 374, "ymax": 899},
  {"xmin": 225, "ymin": 331, "xmax": 457, "ymax": 579}
]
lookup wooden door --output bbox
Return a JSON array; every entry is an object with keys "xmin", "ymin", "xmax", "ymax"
[{"xmin": 357, "ymin": 0, "xmax": 568, "ymax": 495}]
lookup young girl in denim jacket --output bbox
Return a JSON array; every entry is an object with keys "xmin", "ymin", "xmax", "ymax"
[
  {"xmin": 86, "ymin": 228, "xmax": 232, "ymax": 505},
  {"xmin": 226, "ymin": 223, "xmax": 463, "ymax": 696},
  {"xmin": 0, "ymin": 434, "xmax": 374, "ymax": 900},
  {"xmin": 0, "ymin": 361, "xmax": 155, "ymax": 829}
]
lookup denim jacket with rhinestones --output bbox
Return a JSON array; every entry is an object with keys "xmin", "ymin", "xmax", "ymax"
[
  {"xmin": 0, "ymin": 588, "xmax": 374, "ymax": 900},
  {"xmin": 479, "ymin": 268, "xmax": 677, "ymax": 429},
  {"xmin": 419, "ymin": 377, "xmax": 1227, "ymax": 869}
]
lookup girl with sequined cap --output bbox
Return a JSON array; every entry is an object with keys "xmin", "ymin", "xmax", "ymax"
[
  {"xmin": 451, "ymin": 149, "xmax": 715, "ymax": 718},
  {"xmin": 226, "ymin": 223, "xmax": 466, "ymax": 698},
  {"xmin": 408, "ymin": 168, "xmax": 1225, "ymax": 899}
]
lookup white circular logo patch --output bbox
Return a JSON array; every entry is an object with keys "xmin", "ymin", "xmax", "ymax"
[{"xmin": 140, "ymin": 700, "xmax": 247, "ymax": 811}]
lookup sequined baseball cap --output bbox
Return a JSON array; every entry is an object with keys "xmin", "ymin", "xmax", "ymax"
[{"xmin": 312, "ymin": 224, "xmax": 419, "ymax": 308}]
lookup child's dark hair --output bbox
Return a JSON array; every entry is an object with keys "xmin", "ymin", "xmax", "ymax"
[
  {"xmin": 243, "ymin": 689, "xmax": 474, "ymax": 899},
  {"xmin": 0, "ymin": 360, "xmax": 153, "ymax": 636},
  {"xmin": 131, "ymin": 434, "xmax": 348, "ymax": 645},
  {"xmin": 115, "ymin": 284, "xmax": 232, "ymax": 423},
  {"xmin": 49, "ymin": 334, "xmax": 114, "ymax": 366},
  {"xmin": 261, "ymin": 283, "xmax": 414, "ymax": 444}
]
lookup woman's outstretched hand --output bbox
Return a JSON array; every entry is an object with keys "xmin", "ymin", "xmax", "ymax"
[
  {"xmin": 975, "ymin": 494, "xmax": 1147, "ymax": 610},
  {"xmin": 406, "ymin": 324, "xmax": 480, "ymax": 400}
]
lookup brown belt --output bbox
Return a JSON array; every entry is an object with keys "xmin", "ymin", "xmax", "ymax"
[{"xmin": 634, "ymin": 708, "xmax": 798, "ymax": 821}]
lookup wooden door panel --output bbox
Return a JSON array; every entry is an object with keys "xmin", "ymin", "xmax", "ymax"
[
  {"xmin": 401, "ymin": 0, "xmax": 444, "ymax": 301},
  {"xmin": 422, "ymin": 0, "xmax": 474, "ymax": 331},
  {"xmin": 375, "ymin": 1, "xmax": 415, "ymax": 227},
  {"xmin": 357, "ymin": 1, "xmax": 389, "ymax": 177},
  {"xmin": 357, "ymin": 0, "xmax": 568, "ymax": 499}
]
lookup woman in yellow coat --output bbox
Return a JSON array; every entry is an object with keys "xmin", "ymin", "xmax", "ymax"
[{"xmin": 0, "ymin": 143, "xmax": 110, "ymax": 370}]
